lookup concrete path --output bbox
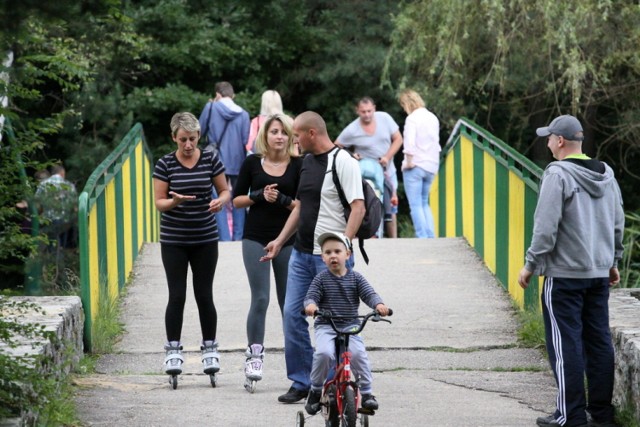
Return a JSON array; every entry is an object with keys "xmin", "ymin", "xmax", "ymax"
[{"xmin": 73, "ymin": 237, "xmax": 556, "ymax": 426}]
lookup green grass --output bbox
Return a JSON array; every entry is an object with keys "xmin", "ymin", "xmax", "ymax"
[
  {"xmin": 516, "ymin": 307, "xmax": 546, "ymax": 350},
  {"xmin": 615, "ymin": 402, "xmax": 640, "ymax": 427},
  {"xmin": 90, "ymin": 289, "xmax": 125, "ymax": 354}
]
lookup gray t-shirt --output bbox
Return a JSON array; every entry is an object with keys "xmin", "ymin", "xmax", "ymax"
[{"xmin": 337, "ymin": 111, "xmax": 399, "ymax": 177}]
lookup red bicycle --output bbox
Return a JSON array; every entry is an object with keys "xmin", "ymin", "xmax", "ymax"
[{"xmin": 296, "ymin": 308, "xmax": 393, "ymax": 427}]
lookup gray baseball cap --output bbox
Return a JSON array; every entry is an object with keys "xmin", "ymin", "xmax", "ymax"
[{"xmin": 536, "ymin": 115, "xmax": 584, "ymax": 141}]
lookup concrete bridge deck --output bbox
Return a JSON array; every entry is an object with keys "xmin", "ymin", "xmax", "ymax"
[{"xmin": 73, "ymin": 237, "xmax": 557, "ymax": 426}]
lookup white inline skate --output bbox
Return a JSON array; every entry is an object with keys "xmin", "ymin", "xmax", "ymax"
[
  {"xmin": 164, "ymin": 341, "xmax": 184, "ymax": 390},
  {"xmin": 201, "ymin": 340, "xmax": 220, "ymax": 387},
  {"xmin": 244, "ymin": 344, "xmax": 264, "ymax": 393}
]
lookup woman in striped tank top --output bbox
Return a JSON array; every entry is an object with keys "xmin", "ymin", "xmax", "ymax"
[{"xmin": 153, "ymin": 112, "xmax": 231, "ymax": 380}]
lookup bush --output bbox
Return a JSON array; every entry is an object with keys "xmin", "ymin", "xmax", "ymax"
[{"xmin": 621, "ymin": 212, "xmax": 640, "ymax": 288}]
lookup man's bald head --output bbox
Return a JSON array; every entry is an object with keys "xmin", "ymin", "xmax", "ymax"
[{"xmin": 294, "ymin": 111, "xmax": 328, "ymax": 136}]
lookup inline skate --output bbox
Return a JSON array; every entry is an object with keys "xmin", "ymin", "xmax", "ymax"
[
  {"xmin": 164, "ymin": 341, "xmax": 184, "ymax": 390},
  {"xmin": 201, "ymin": 340, "xmax": 220, "ymax": 387},
  {"xmin": 243, "ymin": 343, "xmax": 264, "ymax": 393}
]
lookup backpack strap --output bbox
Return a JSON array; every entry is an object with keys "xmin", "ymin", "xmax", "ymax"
[
  {"xmin": 202, "ymin": 101, "xmax": 230, "ymax": 152},
  {"xmin": 202, "ymin": 101, "xmax": 213, "ymax": 140},
  {"xmin": 331, "ymin": 148, "xmax": 370, "ymax": 264},
  {"xmin": 331, "ymin": 148, "xmax": 350, "ymax": 210}
]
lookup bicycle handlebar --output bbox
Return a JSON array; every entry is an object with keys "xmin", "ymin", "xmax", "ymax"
[{"xmin": 300, "ymin": 308, "xmax": 393, "ymax": 335}]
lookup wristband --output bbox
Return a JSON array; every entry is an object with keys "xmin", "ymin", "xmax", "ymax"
[
  {"xmin": 249, "ymin": 188, "xmax": 265, "ymax": 203},
  {"xmin": 276, "ymin": 192, "xmax": 293, "ymax": 207}
]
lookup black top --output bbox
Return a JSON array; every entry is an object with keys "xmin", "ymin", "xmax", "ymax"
[
  {"xmin": 153, "ymin": 149, "xmax": 225, "ymax": 245},
  {"xmin": 234, "ymin": 154, "xmax": 303, "ymax": 246},
  {"xmin": 294, "ymin": 147, "xmax": 362, "ymax": 254}
]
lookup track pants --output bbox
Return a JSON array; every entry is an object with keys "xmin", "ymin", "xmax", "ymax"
[{"xmin": 541, "ymin": 276, "xmax": 615, "ymax": 426}]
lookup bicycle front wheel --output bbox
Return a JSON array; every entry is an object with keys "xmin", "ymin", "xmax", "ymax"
[{"xmin": 341, "ymin": 387, "xmax": 356, "ymax": 427}]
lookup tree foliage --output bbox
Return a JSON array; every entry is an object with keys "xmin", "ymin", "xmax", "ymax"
[
  {"xmin": 1, "ymin": 0, "xmax": 401, "ymax": 288},
  {"xmin": 3, "ymin": 0, "xmax": 639, "ymax": 292},
  {"xmin": 385, "ymin": 0, "xmax": 640, "ymax": 209}
]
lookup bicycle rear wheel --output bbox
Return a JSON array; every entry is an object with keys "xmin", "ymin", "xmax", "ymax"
[
  {"xmin": 341, "ymin": 387, "xmax": 356, "ymax": 427},
  {"xmin": 323, "ymin": 384, "xmax": 339, "ymax": 427}
]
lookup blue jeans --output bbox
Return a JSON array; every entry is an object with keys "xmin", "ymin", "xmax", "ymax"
[
  {"xmin": 283, "ymin": 249, "xmax": 354, "ymax": 391},
  {"xmin": 402, "ymin": 167, "xmax": 435, "ymax": 238},
  {"xmin": 213, "ymin": 175, "xmax": 246, "ymax": 241}
]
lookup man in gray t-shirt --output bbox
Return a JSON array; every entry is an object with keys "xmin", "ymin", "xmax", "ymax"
[{"xmin": 335, "ymin": 97, "xmax": 403, "ymax": 237}]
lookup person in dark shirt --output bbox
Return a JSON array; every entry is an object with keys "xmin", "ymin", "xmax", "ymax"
[
  {"xmin": 233, "ymin": 113, "xmax": 302, "ymax": 390},
  {"xmin": 153, "ymin": 112, "xmax": 230, "ymax": 379},
  {"xmin": 261, "ymin": 111, "xmax": 365, "ymax": 404}
]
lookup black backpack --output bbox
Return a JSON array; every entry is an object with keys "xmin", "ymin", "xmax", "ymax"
[{"xmin": 331, "ymin": 148, "xmax": 384, "ymax": 264}]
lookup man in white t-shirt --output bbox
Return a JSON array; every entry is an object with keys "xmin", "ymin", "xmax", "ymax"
[{"xmin": 335, "ymin": 97, "xmax": 403, "ymax": 237}]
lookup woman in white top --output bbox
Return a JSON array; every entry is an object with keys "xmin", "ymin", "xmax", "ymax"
[{"xmin": 398, "ymin": 89, "xmax": 441, "ymax": 238}]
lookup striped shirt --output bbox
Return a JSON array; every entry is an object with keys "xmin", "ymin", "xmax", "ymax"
[
  {"xmin": 304, "ymin": 269, "xmax": 384, "ymax": 328},
  {"xmin": 153, "ymin": 150, "xmax": 225, "ymax": 245}
]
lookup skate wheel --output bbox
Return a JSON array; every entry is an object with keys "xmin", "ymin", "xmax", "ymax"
[
  {"xmin": 295, "ymin": 410, "xmax": 305, "ymax": 427},
  {"xmin": 210, "ymin": 373, "xmax": 217, "ymax": 388},
  {"xmin": 170, "ymin": 375, "xmax": 177, "ymax": 390},
  {"xmin": 244, "ymin": 379, "xmax": 257, "ymax": 393}
]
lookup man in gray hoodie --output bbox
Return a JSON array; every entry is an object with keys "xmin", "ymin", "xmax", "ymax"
[{"xmin": 518, "ymin": 115, "xmax": 624, "ymax": 427}]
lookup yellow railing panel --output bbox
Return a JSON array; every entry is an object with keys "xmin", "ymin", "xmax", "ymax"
[
  {"xmin": 508, "ymin": 171, "xmax": 525, "ymax": 307},
  {"xmin": 461, "ymin": 136, "xmax": 475, "ymax": 246},
  {"xmin": 483, "ymin": 152, "xmax": 497, "ymax": 273}
]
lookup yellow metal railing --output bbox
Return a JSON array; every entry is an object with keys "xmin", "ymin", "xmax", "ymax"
[
  {"xmin": 78, "ymin": 123, "xmax": 158, "ymax": 350},
  {"xmin": 431, "ymin": 118, "xmax": 544, "ymax": 310}
]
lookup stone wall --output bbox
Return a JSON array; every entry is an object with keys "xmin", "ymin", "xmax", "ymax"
[
  {"xmin": 0, "ymin": 296, "xmax": 84, "ymax": 427},
  {"xmin": 609, "ymin": 288, "xmax": 640, "ymax": 421}
]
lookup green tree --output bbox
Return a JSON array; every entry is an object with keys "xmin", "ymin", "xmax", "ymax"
[
  {"xmin": 0, "ymin": 0, "xmax": 149, "ymax": 288},
  {"xmin": 281, "ymin": 0, "xmax": 402, "ymax": 135},
  {"xmin": 121, "ymin": 0, "xmax": 311, "ymax": 156},
  {"xmin": 385, "ymin": 0, "xmax": 640, "ymax": 209}
]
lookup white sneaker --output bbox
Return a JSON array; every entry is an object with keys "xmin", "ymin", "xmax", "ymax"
[
  {"xmin": 201, "ymin": 340, "xmax": 220, "ymax": 374},
  {"xmin": 244, "ymin": 344, "xmax": 264, "ymax": 381},
  {"xmin": 164, "ymin": 341, "xmax": 184, "ymax": 375}
]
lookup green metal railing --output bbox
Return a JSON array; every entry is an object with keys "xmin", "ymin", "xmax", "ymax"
[
  {"xmin": 431, "ymin": 118, "xmax": 544, "ymax": 310},
  {"xmin": 78, "ymin": 123, "xmax": 158, "ymax": 350}
]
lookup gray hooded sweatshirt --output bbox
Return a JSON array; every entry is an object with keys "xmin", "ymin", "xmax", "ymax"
[{"xmin": 524, "ymin": 158, "xmax": 624, "ymax": 278}]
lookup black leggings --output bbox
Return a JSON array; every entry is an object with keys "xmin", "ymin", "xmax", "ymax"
[{"xmin": 161, "ymin": 242, "xmax": 218, "ymax": 342}]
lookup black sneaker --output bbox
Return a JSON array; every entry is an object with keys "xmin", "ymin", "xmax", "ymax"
[
  {"xmin": 305, "ymin": 389, "xmax": 322, "ymax": 415},
  {"xmin": 278, "ymin": 386, "xmax": 308, "ymax": 403},
  {"xmin": 537, "ymin": 415, "xmax": 587, "ymax": 427},
  {"xmin": 361, "ymin": 394, "xmax": 378, "ymax": 410},
  {"xmin": 537, "ymin": 415, "xmax": 561, "ymax": 426}
]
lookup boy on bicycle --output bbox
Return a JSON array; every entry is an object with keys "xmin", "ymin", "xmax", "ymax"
[{"xmin": 303, "ymin": 231, "xmax": 390, "ymax": 415}]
